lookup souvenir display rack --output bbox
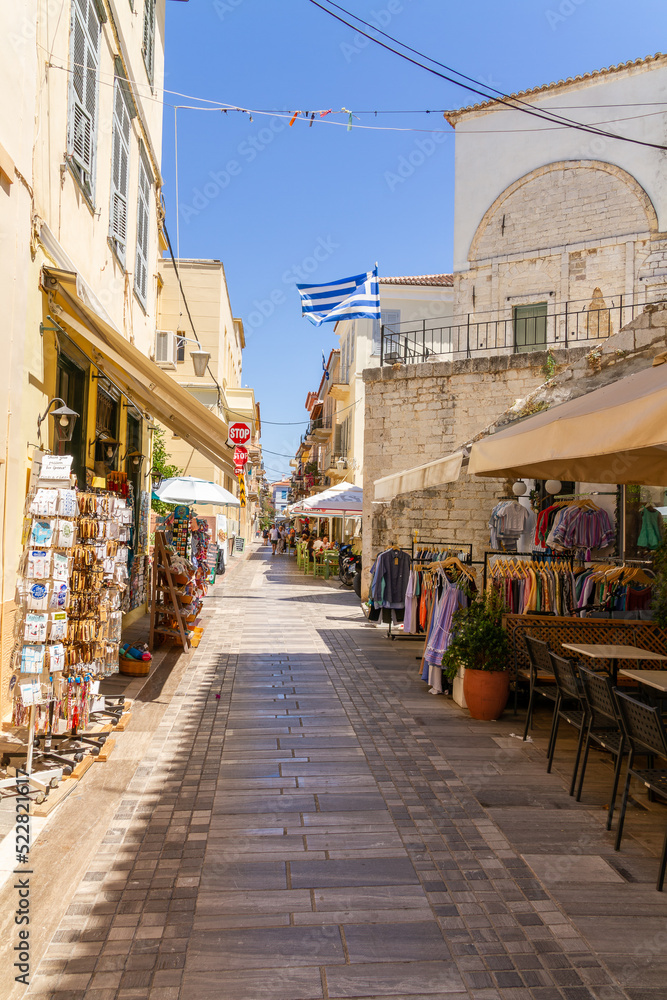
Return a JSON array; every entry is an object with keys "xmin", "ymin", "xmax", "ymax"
[
  {"xmin": 2, "ymin": 461, "xmax": 134, "ymax": 798},
  {"xmin": 149, "ymin": 531, "xmax": 192, "ymax": 650}
]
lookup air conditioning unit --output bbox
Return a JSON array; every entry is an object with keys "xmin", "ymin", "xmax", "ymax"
[{"xmin": 155, "ymin": 330, "xmax": 177, "ymax": 369}]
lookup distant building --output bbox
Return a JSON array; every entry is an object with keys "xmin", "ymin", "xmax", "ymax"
[{"xmin": 156, "ymin": 258, "xmax": 261, "ymax": 543}]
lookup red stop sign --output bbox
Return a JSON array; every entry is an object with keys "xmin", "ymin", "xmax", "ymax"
[
  {"xmin": 234, "ymin": 446, "xmax": 249, "ymax": 468},
  {"xmin": 228, "ymin": 421, "xmax": 251, "ymax": 446}
]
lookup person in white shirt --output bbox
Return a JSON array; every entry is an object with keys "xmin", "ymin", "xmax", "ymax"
[{"xmin": 269, "ymin": 524, "xmax": 279, "ymax": 555}]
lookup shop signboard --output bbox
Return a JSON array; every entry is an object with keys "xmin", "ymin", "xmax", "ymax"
[
  {"xmin": 233, "ymin": 445, "xmax": 249, "ymax": 469},
  {"xmin": 228, "ymin": 421, "xmax": 251, "ymax": 447},
  {"xmin": 234, "ymin": 536, "xmax": 246, "ymax": 553}
]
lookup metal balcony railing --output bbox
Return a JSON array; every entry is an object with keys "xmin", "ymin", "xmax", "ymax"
[{"xmin": 379, "ymin": 294, "xmax": 667, "ymax": 366}]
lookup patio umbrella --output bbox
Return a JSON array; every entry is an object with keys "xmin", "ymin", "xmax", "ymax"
[
  {"xmin": 291, "ymin": 483, "xmax": 363, "ymax": 516},
  {"xmin": 155, "ymin": 476, "xmax": 241, "ymax": 506}
]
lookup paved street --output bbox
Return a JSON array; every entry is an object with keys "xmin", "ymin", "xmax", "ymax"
[{"xmin": 18, "ymin": 547, "xmax": 666, "ymax": 1000}]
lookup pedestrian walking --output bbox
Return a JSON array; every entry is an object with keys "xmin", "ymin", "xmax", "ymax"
[
  {"xmin": 262, "ymin": 526, "xmax": 269, "ymax": 545},
  {"xmin": 269, "ymin": 523, "xmax": 279, "ymax": 555}
]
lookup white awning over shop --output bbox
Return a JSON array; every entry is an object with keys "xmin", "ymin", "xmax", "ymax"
[{"xmin": 374, "ymin": 451, "xmax": 464, "ymax": 501}]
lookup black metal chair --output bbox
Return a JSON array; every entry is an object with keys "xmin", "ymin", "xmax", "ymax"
[
  {"xmin": 576, "ymin": 665, "xmax": 626, "ymax": 828},
  {"xmin": 614, "ymin": 690, "xmax": 667, "ymax": 891},
  {"xmin": 548, "ymin": 652, "xmax": 589, "ymax": 796},
  {"xmin": 522, "ymin": 635, "xmax": 558, "ymax": 745}
]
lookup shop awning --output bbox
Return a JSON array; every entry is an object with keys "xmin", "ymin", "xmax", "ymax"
[
  {"xmin": 374, "ymin": 451, "xmax": 464, "ymax": 501},
  {"xmin": 41, "ymin": 266, "xmax": 235, "ymax": 477},
  {"xmin": 468, "ymin": 362, "xmax": 667, "ymax": 486}
]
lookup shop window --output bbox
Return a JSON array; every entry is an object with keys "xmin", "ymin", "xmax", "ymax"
[
  {"xmin": 67, "ymin": 0, "xmax": 101, "ymax": 201},
  {"xmin": 94, "ymin": 384, "xmax": 120, "ymax": 472},
  {"xmin": 56, "ymin": 353, "xmax": 88, "ymax": 488},
  {"xmin": 514, "ymin": 303, "xmax": 547, "ymax": 353}
]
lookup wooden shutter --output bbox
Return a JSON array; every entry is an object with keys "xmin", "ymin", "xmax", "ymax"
[
  {"xmin": 67, "ymin": 0, "xmax": 100, "ymax": 196},
  {"xmin": 142, "ymin": 0, "xmax": 155, "ymax": 83},
  {"xmin": 109, "ymin": 79, "xmax": 131, "ymax": 264},
  {"xmin": 134, "ymin": 149, "xmax": 151, "ymax": 306}
]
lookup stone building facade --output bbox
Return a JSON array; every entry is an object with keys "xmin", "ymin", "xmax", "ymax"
[
  {"xmin": 446, "ymin": 54, "xmax": 667, "ymax": 348},
  {"xmin": 361, "ymin": 347, "xmax": 586, "ymax": 591}
]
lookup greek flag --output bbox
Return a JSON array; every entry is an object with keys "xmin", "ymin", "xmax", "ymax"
[{"xmin": 297, "ymin": 267, "xmax": 380, "ymax": 326}]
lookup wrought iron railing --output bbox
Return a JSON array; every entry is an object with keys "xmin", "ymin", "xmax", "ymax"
[{"xmin": 379, "ymin": 295, "xmax": 666, "ymax": 366}]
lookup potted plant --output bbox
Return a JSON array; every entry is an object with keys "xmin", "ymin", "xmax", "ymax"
[{"xmin": 442, "ymin": 589, "xmax": 511, "ymax": 720}]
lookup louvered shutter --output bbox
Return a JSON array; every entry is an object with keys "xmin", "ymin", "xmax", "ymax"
[
  {"xmin": 67, "ymin": 0, "xmax": 100, "ymax": 196},
  {"xmin": 109, "ymin": 79, "xmax": 131, "ymax": 264},
  {"xmin": 142, "ymin": 0, "xmax": 155, "ymax": 83},
  {"xmin": 134, "ymin": 150, "xmax": 151, "ymax": 306}
]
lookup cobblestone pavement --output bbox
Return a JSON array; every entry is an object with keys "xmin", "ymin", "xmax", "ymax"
[{"xmin": 25, "ymin": 548, "xmax": 665, "ymax": 1000}]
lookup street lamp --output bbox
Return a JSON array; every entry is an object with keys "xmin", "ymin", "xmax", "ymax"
[
  {"xmin": 37, "ymin": 398, "xmax": 79, "ymax": 445},
  {"xmin": 178, "ymin": 336, "xmax": 211, "ymax": 377}
]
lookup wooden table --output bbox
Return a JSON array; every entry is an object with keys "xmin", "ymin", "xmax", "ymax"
[
  {"xmin": 562, "ymin": 643, "xmax": 667, "ymax": 684},
  {"xmin": 618, "ymin": 669, "xmax": 667, "ymax": 693}
]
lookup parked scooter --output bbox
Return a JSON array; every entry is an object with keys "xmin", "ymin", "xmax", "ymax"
[{"xmin": 338, "ymin": 544, "xmax": 361, "ymax": 589}]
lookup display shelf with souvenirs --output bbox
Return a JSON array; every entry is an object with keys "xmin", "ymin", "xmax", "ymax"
[
  {"xmin": 1, "ymin": 454, "xmax": 137, "ymax": 796},
  {"xmin": 149, "ymin": 531, "xmax": 194, "ymax": 650}
]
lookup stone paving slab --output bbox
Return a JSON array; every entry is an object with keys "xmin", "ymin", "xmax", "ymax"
[{"xmin": 19, "ymin": 550, "xmax": 667, "ymax": 1000}]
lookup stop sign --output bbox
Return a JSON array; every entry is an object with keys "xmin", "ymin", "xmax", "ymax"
[
  {"xmin": 228, "ymin": 421, "xmax": 251, "ymax": 447},
  {"xmin": 233, "ymin": 446, "xmax": 249, "ymax": 468}
]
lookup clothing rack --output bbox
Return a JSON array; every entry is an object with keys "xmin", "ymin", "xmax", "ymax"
[
  {"xmin": 483, "ymin": 550, "xmax": 655, "ymax": 616},
  {"xmin": 411, "ymin": 540, "xmax": 472, "ymax": 564},
  {"xmin": 387, "ymin": 541, "xmax": 474, "ymax": 641},
  {"xmin": 383, "ymin": 541, "xmax": 471, "ymax": 641}
]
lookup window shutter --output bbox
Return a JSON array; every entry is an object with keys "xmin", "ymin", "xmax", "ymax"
[
  {"xmin": 372, "ymin": 308, "xmax": 401, "ymax": 355},
  {"xmin": 142, "ymin": 0, "xmax": 155, "ymax": 83},
  {"xmin": 109, "ymin": 79, "xmax": 131, "ymax": 264},
  {"xmin": 67, "ymin": 0, "xmax": 100, "ymax": 196},
  {"xmin": 334, "ymin": 424, "xmax": 342, "ymax": 455},
  {"xmin": 134, "ymin": 149, "xmax": 152, "ymax": 306}
]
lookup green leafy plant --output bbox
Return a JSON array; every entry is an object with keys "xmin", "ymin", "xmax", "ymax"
[
  {"xmin": 441, "ymin": 588, "xmax": 510, "ymax": 682},
  {"xmin": 150, "ymin": 426, "xmax": 183, "ymax": 515},
  {"xmin": 541, "ymin": 348, "xmax": 557, "ymax": 380}
]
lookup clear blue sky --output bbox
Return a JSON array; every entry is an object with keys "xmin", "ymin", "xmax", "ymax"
[{"xmin": 161, "ymin": 0, "xmax": 663, "ymax": 481}]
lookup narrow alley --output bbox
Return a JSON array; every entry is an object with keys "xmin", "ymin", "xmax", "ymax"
[{"xmin": 9, "ymin": 546, "xmax": 663, "ymax": 1000}]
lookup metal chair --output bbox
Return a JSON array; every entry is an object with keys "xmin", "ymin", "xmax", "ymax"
[
  {"xmin": 522, "ymin": 635, "xmax": 558, "ymax": 745},
  {"xmin": 548, "ymin": 652, "xmax": 589, "ymax": 796},
  {"xmin": 614, "ymin": 690, "xmax": 667, "ymax": 891},
  {"xmin": 576, "ymin": 665, "xmax": 627, "ymax": 828}
]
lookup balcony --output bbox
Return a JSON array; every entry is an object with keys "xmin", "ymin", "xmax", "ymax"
[
  {"xmin": 379, "ymin": 294, "xmax": 666, "ymax": 366},
  {"xmin": 328, "ymin": 377, "xmax": 350, "ymax": 402}
]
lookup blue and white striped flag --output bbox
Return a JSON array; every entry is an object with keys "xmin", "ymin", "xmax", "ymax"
[{"xmin": 297, "ymin": 267, "xmax": 380, "ymax": 326}]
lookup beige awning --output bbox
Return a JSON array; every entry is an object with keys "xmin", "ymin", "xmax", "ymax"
[
  {"xmin": 468, "ymin": 363, "xmax": 667, "ymax": 486},
  {"xmin": 41, "ymin": 267, "xmax": 235, "ymax": 477},
  {"xmin": 374, "ymin": 451, "xmax": 464, "ymax": 501}
]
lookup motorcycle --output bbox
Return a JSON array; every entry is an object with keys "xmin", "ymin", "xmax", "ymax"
[{"xmin": 338, "ymin": 543, "xmax": 361, "ymax": 590}]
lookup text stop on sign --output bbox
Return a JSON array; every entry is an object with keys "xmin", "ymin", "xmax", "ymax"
[{"xmin": 227, "ymin": 422, "xmax": 251, "ymax": 447}]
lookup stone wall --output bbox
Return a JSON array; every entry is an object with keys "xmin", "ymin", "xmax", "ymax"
[{"xmin": 361, "ymin": 348, "xmax": 584, "ymax": 593}]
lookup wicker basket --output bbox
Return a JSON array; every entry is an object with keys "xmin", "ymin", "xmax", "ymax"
[{"xmin": 119, "ymin": 657, "xmax": 151, "ymax": 676}]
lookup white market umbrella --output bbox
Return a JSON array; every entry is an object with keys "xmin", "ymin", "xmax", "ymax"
[
  {"xmin": 291, "ymin": 483, "xmax": 363, "ymax": 516},
  {"xmin": 156, "ymin": 476, "xmax": 240, "ymax": 507}
]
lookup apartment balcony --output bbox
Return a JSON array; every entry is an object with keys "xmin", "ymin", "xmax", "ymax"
[{"xmin": 328, "ymin": 378, "xmax": 350, "ymax": 402}]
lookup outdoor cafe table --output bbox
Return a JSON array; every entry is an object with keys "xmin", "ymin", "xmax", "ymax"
[
  {"xmin": 561, "ymin": 643, "xmax": 667, "ymax": 684},
  {"xmin": 617, "ymin": 670, "xmax": 667, "ymax": 710}
]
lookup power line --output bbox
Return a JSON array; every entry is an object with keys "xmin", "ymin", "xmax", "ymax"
[{"xmin": 306, "ymin": 1, "xmax": 667, "ymax": 151}]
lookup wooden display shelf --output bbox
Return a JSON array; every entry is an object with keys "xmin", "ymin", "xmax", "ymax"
[{"xmin": 149, "ymin": 532, "xmax": 191, "ymax": 652}]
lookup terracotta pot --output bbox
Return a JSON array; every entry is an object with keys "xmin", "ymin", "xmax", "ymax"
[{"xmin": 463, "ymin": 667, "xmax": 510, "ymax": 721}]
